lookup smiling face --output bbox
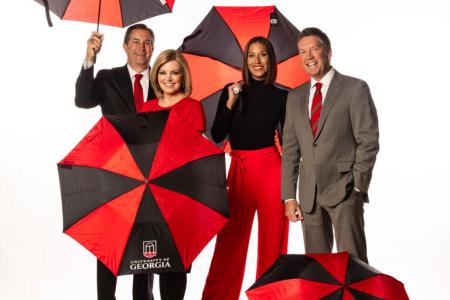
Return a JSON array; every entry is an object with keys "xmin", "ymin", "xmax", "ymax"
[
  {"xmin": 123, "ymin": 28, "xmax": 153, "ymax": 72},
  {"xmin": 157, "ymin": 60, "xmax": 183, "ymax": 97},
  {"xmin": 246, "ymin": 42, "xmax": 270, "ymax": 81},
  {"xmin": 297, "ymin": 35, "xmax": 332, "ymax": 81}
]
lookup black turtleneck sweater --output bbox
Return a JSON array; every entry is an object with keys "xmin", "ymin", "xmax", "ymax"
[{"xmin": 211, "ymin": 79, "xmax": 288, "ymax": 150}]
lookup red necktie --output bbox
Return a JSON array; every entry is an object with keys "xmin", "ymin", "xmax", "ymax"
[
  {"xmin": 310, "ymin": 82, "xmax": 323, "ymax": 137},
  {"xmin": 133, "ymin": 73, "xmax": 144, "ymax": 112}
]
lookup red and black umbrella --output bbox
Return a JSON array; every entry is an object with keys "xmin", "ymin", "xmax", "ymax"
[
  {"xmin": 57, "ymin": 110, "xmax": 228, "ymax": 276},
  {"xmin": 246, "ymin": 252, "xmax": 409, "ymax": 300},
  {"xmin": 179, "ymin": 6, "xmax": 309, "ymax": 143},
  {"xmin": 34, "ymin": 0, "xmax": 175, "ymax": 28}
]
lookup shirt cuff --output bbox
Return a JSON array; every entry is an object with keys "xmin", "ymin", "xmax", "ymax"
[
  {"xmin": 283, "ymin": 199, "xmax": 297, "ymax": 203},
  {"xmin": 82, "ymin": 59, "xmax": 94, "ymax": 70}
]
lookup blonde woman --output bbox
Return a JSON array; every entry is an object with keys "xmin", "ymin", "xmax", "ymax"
[
  {"xmin": 143, "ymin": 49, "xmax": 205, "ymax": 133},
  {"xmin": 142, "ymin": 49, "xmax": 205, "ymax": 300}
]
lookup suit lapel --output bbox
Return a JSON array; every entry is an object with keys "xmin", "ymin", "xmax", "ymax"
[
  {"xmin": 301, "ymin": 82, "xmax": 315, "ymax": 141},
  {"xmin": 116, "ymin": 65, "xmax": 136, "ymax": 113},
  {"xmin": 314, "ymin": 71, "xmax": 343, "ymax": 141}
]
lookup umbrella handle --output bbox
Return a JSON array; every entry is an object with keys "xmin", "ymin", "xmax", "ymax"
[
  {"xmin": 237, "ymin": 85, "xmax": 245, "ymax": 113},
  {"xmin": 91, "ymin": 37, "xmax": 98, "ymax": 64},
  {"xmin": 237, "ymin": 94, "xmax": 243, "ymax": 113}
]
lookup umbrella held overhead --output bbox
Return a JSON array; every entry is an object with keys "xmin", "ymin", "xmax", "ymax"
[{"xmin": 34, "ymin": 0, "xmax": 175, "ymax": 28}]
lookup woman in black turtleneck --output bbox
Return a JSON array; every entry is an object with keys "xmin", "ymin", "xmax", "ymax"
[{"xmin": 202, "ymin": 37, "xmax": 289, "ymax": 300}]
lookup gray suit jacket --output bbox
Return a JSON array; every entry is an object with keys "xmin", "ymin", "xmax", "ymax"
[{"xmin": 281, "ymin": 71, "xmax": 379, "ymax": 213}]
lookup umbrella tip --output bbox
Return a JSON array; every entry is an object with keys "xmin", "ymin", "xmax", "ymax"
[{"xmin": 136, "ymin": 114, "xmax": 148, "ymax": 128}]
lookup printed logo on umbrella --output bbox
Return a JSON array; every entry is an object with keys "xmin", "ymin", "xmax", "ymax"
[{"xmin": 143, "ymin": 240, "xmax": 157, "ymax": 258}]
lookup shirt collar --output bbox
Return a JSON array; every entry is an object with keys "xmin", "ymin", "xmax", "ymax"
[
  {"xmin": 127, "ymin": 64, "xmax": 150, "ymax": 80},
  {"xmin": 310, "ymin": 67, "xmax": 335, "ymax": 90}
]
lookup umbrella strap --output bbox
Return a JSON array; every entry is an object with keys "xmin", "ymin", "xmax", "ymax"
[{"xmin": 42, "ymin": 0, "xmax": 53, "ymax": 27}]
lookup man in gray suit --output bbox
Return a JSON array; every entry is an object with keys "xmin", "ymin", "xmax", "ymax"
[{"xmin": 282, "ymin": 27, "xmax": 379, "ymax": 263}]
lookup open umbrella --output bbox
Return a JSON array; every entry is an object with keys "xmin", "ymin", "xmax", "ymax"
[
  {"xmin": 34, "ymin": 0, "xmax": 175, "ymax": 28},
  {"xmin": 179, "ymin": 6, "xmax": 310, "ymax": 143},
  {"xmin": 246, "ymin": 252, "xmax": 409, "ymax": 300},
  {"xmin": 57, "ymin": 110, "xmax": 228, "ymax": 275}
]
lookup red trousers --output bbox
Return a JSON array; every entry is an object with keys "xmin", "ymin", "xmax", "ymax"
[{"xmin": 202, "ymin": 146, "xmax": 288, "ymax": 300}]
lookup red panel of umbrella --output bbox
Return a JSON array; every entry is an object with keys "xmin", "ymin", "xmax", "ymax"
[
  {"xmin": 246, "ymin": 252, "xmax": 409, "ymax": 300},
  {"xmin": 179, "ymin": 6, "xmax": 310, "ymax": 143},
  {"xmin": 34, "ymin": 0, "xmax": 175, "ymax": 27},
  {"xmin": 57, "ymin": 110, "xmax": 228, "ymax": 275}
]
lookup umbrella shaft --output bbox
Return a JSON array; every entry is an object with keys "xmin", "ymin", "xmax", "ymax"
[{"xmin": 96, "ymin": 0, "xmax": 102, "ymax": 32}]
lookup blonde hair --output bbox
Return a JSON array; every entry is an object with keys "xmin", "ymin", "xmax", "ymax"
[{"xmin": 150, "ymin": 49, "xmax": 192, "ymax": 98}]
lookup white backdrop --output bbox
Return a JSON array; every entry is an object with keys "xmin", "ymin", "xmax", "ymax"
[{"xmin": 1, "ymin": 0, "xmax": 449, "ymax": 299}]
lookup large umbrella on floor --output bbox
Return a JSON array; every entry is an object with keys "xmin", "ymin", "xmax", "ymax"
[
  {"xmin": 57, "ymin": 110, "xmax": 228, "ymax": 275},
  {"xmin": 246, "ymin": 252, "xmax": 409, "ymax": 300},
  {"xmin": 179, "ymin": 6, "xmax": 310, "ymax": 143},
  {"xmin": 34, "ymin": 0, "xmax": 175, "ymax": 28}
]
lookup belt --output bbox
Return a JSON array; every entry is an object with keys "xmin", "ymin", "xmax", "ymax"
[{"xmin": 227, "ymin": 146, "xmax": 279, "ymax": 193}]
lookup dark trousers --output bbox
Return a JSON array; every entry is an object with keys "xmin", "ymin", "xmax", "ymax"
[
  {"xmin": 97, "ymin": 260, "xmax": 154, "ymax": 300},
  {"xmin": 159, "ymin": 272, "xmax": 187, "ymax": 300},
  {"xmin": 97, "ymin": 260, "xmax": 187, "ymax": 300}
]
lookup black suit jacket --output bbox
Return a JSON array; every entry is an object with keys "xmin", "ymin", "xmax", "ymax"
[{"xmin": 75, "ymin": 64, "xmax": 156, "ymax": 115}]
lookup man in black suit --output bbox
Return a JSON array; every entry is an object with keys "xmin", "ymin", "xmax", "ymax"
[
  {"xmin": 74, "ymin": 23, "xmax": 155, "ymax": 300},
  {"xmin": 76, "ymin": 24, "xmax": 156, "ymax": 114}
]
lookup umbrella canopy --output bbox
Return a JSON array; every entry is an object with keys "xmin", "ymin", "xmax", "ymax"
[
  {"xmin": 246, "ymin": 252, "xmax": 409, "ymax": 300},
  {"xmin": 34, "ymin": 0, "xmax": 175, "ymax": 27},
  {"xmin": 57, "ymin": 110, "xmax": 228, "ymax": 276},
  {"xmin": 179, "ymin": 6, "xmax": 310, "ymax": 142}
]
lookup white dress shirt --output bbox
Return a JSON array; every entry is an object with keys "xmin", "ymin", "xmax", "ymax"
[
  {"xmin": 82, "ymin": 60, "xmax": 150, "ymax": 101},
  {"xmin": 127, "ymin": 64, "xmax": 150, "ymax": 101}
]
